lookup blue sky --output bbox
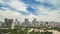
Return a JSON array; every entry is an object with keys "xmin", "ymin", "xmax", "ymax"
[{"xmin": 0, "ymin": 0, "xmax": 60, "ymax": 22}]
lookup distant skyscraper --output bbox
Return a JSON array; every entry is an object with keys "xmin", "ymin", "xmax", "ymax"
[
  {"xmin": 14, "ymin": 19, "xmax": 20, "ymax": 26},
  {"xmin": 4, "ymin": 18, "xmax": 13, "ymax": 28},
  {"xmin": 15, "ymin": 19, "xmax": 18, "ymax": 25},
  {"xmin": 32, "ymin": 18, "xmax": 37, "ymax": 26},
  {"xmin": 4, "ymin": 18, "xmax": 8, "ymax": 26},
  {"xmin": 8, "ymin": 19, "xmax": 13, "ymax": 26},
  {"xmin": 24, "ymin": 18, "xmax": 29, "ymax": 25},
  {"xmin": 0, "ymin": 21, "xmax": 2, "ymax": 26},
  {"xmin": 45, "ymin": 22, "xmax": 48, "ymax": 27}
]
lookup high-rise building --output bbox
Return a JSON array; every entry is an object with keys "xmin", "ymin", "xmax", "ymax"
[
  {"xmin": 14, "ymin": 19, "xmax": 20, "ymax": 26},
  {"xmin": 0, "ymin": 21, "xmax": 2, "ymax": 26},
  {"xmin": 32, "ymin": 18, "xmax": 37, "ymax": 26},
  {"xmin": 4, "ymin": 18, "xmax": 13, "ymax": 28},
  {"xmin": 24, "ymin": 18, "xmax": 29, "ymax": 25},
  {"xmin": 15, "ymin": 19, "xmax": 18, "ymax": 25},
  {"xmin": 8, "ymin": 19, "xmax": 13, "ymax": 27},
  {"xmin": 4, "ymin": 18, "xmax": 8, "ymax": 26},
  {"xmin": 45, "ymin": 22, "xmax": 48, "ymax": 27}
]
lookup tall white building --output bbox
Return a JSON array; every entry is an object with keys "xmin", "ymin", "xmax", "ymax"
[
  {"xmin": 0, "ymin": 21, "xmax": 2, "ymax": 26},
  {"xmin": 14, "ymin": 19, "xmax": 20, "ymax": 26},
  {"xmin": 11, "ymin": 22, "xmax": 15, "ymax": 29},
  {"xmin": 32, "ymin": 18, "xmax": 37, "ymax": 26},
  {"xmin": 14, "ymin": 19, "xmax": 18, "ymax": 25}
]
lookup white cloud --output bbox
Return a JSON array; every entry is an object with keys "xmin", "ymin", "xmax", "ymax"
[
  {"xmin": 0, "ymin": 0, "xmax": 5, "ymax": 3},
  {"xmin": 0, "ymin": 10, "xmax": 37, "ymax": 22},
  {"xmin": 0, "ymin": 0, "xmax": 28, "ymax": 12},
  {"xmin": 0, "ymin": 10, "xmax": 23, "ymax": 21},
  {"xmin": 8, "ymin": 0, "xmax": 28, "ymax": 12},
  {"xmin": 36, "ymin": 0, "xmax": 60, "ymax": 7},
  {"xmin": 0, "ymin": 0, "xmax": 60, "ymax": 22},
  {"xmin": 35, "ymin": 4, "xmax": 60, "ymax": 22},
  {"xmin": 0, "ymin": 0, "xmax": 37, "ymax": 22}
]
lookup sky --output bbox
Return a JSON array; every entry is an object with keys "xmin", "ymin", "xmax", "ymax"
[{"xmin": 0, "ymin": 0, "xmax": 60, "ymax": 22}]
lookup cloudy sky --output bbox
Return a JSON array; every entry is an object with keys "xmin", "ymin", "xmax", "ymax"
[{"xmin": 0, "ymin": 0, "xmax": 60, "ymax": 22}]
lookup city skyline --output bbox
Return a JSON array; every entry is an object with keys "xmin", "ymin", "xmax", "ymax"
[
  {"xmin": 0, "ymin": 18, "xmax": 60, "ymax": 22},
  {"xmin": 0, "ymin": 0, "xmax": 60, "ymax": 22},
  {"xmin": 0, "ymin": 17, "xmax": 60, "ymax": 28}
]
